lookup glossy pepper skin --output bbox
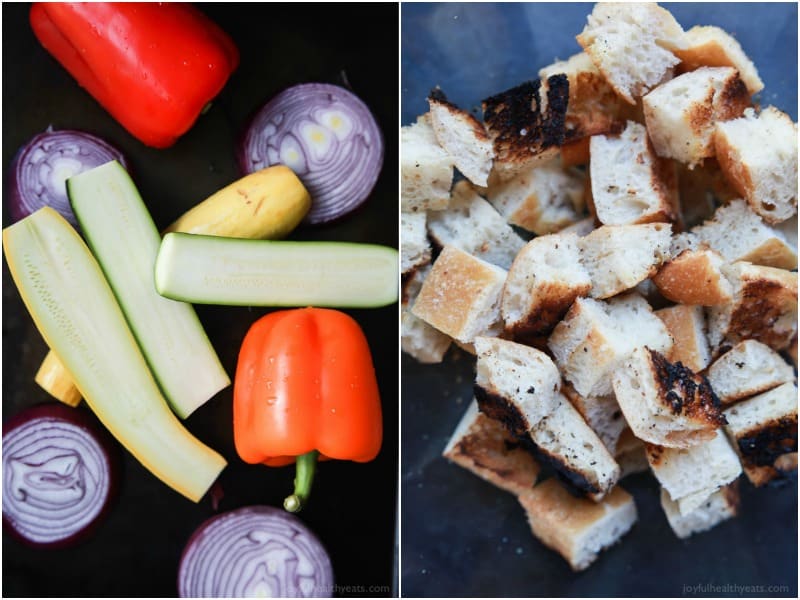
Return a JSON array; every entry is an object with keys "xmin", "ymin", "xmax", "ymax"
[
  {"xmin": 29, "ymin": 3, "xmax": 239, "ymax": 149},
  {"xmin": 234, "ymin": 308, "xmax": 382, "ymax": 509}
]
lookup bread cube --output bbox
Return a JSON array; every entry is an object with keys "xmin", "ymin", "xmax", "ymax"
[
  {"xmin": 427, "ymin": 181, "xmax": 525, "ymax": 270},
  {"xmin": 401, "ymin": 114, "xmax": 454, "ymax": 212},
  {"xmin": 706, "ymin": 340, "xmax": 795, "ymax": 406},
  {"xmin": 590, "ymin": 121, "xmax": 679, "ymax": 225},
  {"xmin": 653, "ymin": 248, "xmax": 733, "ymax": 306},
  {"xmin": 428, "ymin": 88, "xmax": 494, "ymax": 187},
  {"xmin": 579, "ymin": 222, "xmax": 672, "ymax": 299},
  {"xmin": 400, "ymin": 211, "xmax": 431, "ymax": 274},
  {"xmin": 482, "ymin": 76, "xmax": 568, "ymax": 182},
  {"xmin": 501, "ymin": 233, "xmax": 592, "ymax": 342},
  {"xmin": 518, "ymin": 478, "xmax": 637, "ymax": 571},
  {"xmin": 660, "ymin": 482, "xmax": 739, "ymax": 539},
  {"xmin": 549, "ymin": 293, "xmax": 673, "ymax": 397},
  {"xmin": 643, "ymin": 67, "xmax": 749, "ymax": 167},
  {"xmin": 714, "ymin": 107, "xmax": 798, "ymax": 224},
  {"xmin": 563, "ymin": 383, "xmax": 626, "ymax": 455},
  {"xmin": 707, "ymin": 262, "xmax": 798, "ymax": 352},
  {"xmin": 615, "ymin": 428, "xmax": 650, "ymax": 478},
  {"xmin": 723, "ymin": 382, "xmax": 798, "ymax": 486},
  {"xmin": 645, "ymin": 429, "xmax": 742, "ymax": 515},
  {"xmin": 486, "ymin": 162, "xmax": 585, "ymax": 235},
  {"xmin": 411, "ymin": 245, "xmax": 506, "ymax": 344},
  {"xmin": 577, "ymin": 2, "xmax": 685, "ymax": 104},
  {"xmin": 443, "ymin": 400, "xmax": 541, "ymax": 495},
  {"xmin": 613, "ymin": 347, "xmax": 724, "ymax": 449},
  {"xmin": 655, "ymin": 304, "xmax": 712, "ymax": 372},
  {"xmin": 473, "ymin": 336, "xmax": 561, "ymax": 436},
  {"xmin": 675, "ymin": 25, "xmax": 764, "ymax": 95}
]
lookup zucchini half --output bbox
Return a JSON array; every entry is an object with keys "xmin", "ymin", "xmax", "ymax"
[
  {"xmin": 155, "ymin": 232, "xmax": 398, "ymax": 308},
  {"xmin": 68, "ymin": 161, "xmax": 229, "ymax": 418},
  {"xmin": 3, "ymin": 207, "xmax": 226, "ymax": 502}
]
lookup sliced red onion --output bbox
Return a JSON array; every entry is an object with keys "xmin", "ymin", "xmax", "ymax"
[
  {"xmin": 178, "ymin": 505, "xmax": 334, "ymax": 597},
  {"xmin": 2, "ymin": 403, "xmax": 119, "ymax": 549},
  {"xmin": 238, "ymin": 83, "xmax": 384, "ymax": 225},
  {"xmin": 7, "ymin": 127, "xmax": 129, "ymax": 226}
]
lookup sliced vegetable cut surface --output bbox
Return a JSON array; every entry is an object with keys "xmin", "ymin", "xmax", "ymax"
[
  {"xmin": 68, "ymin": 161, "xmax": 230, "ymax": 419},
  {"xmin": 7, "ymin": 127, "xmax": 129, "ymax": 226},
  {"xmin": 177, "ymin": 505, "xmax": 334, "ymax": 597},
  {"xmin": 2, "ymin": 207, "xmax": 227, "ymax": 503},
  {"xmin": 238, "ymin": 83, "xmax": 384, "ymax": 225},
  {"xmin": 155, "ymin": 232, "xmax": 398, "ymax": 307},
  {"xmin": 2, "ymin": 403, "xmax": 119, "ymax": 549}
]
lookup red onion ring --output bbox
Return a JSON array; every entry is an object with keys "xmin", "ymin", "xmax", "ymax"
[
  {"xmin": 7, "ymin": 127, "xmax": 130, "ymax": 226},
  {"xmin": 238, "ymin": 83, "xmax": 384, "ymax": 225},
  {"xmin": 178, "ymin": 505, "xmax": 334, "ymax": 597},
  {"xmin": 2, "ymin": 403, "xmax": 120, "ymax": 549}
]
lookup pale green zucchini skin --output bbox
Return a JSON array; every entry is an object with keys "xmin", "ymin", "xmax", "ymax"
[
  {"xmin": 155, "ymin": 232, "xmax": 399, "ymax": 308},
  {"xmin": 68, "ymin": 161, "xmax": 230, "ymax": 419},
  {"xmin": 3, "ymin": 207, "xmax": 226, "ymax": 503}
]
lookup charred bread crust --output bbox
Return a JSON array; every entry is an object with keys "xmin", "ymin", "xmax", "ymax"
[
  {"xmin": 474, "ymin": 384, "xmax": 532, "ymax": 437},
  {"xmin": 648, "ymin": 349, "xmax": 725, "ymax": 427},
  {"xmin": 529, "ymin": 442, "xmax": 602, "ymax": 497},
  {"xmin": 735, "ymin": 414, "xmax": 798, "ymax": 468},
  {"xmin": 726, "ymin": 272, "xmax": 798, "ymax": 350},
  {"xmin": 507, "ymin": 283, "xmax": 588, "ymax": 344},
  {"xmin": 482, "ymin": 76, "xmax": 568, "ymax": 178},
  {"xmin": 444, "ymin": 410, "xmax": 541, "ymax": 494}
]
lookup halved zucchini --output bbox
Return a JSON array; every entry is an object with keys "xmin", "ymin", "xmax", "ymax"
[
  {"xmin": 3, "ymin": 207, "xmax": 226, "ymax": 502},
  {"xmin": 155, "ymin": 232, "xmax": 398, "ymax": 308},
  {"xmin": 68, "ymin": 161, "xmax": 229, "ymax": 419}
]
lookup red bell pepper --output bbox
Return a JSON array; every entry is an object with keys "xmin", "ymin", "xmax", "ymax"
[
  {"xmin": 30, "ymin": 3, "xmax": 239, "ymax": 149},
  {"xmin": 233, "ymin": 308, "xmax": 383, "ymax": 512}
]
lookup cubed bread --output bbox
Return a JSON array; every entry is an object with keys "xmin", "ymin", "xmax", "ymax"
[
  {"xmin": 473, "ymin": 336, "xmax": 561, "ymax": 436},
  {"xmin": 529, "ymin": 393, "xmax": 621, "ymax": 501},
  {"xmin": 411, "ymin": 245, "xmax": 507, "ymax": 344},
  {"xmin": 501, "ymin": 233, "xmax": 592, "ymax": 343},
  {"xmin": 714, "ymin": 107, "xmax": 798, "ymax": 224},
  {"xmin": 518, "ymin": 478, "xmax": 637, "ymax": 571},
  {"xmin": 589, "ymin": 121, "xmax": 679, "ymax": 225},
  {"xmin": 443, "ymin": 400, "xmax": 540, "ymax": 494},
  {"xmin": 706, "ymin": 340, "xmax": 795, "ymax": 406},
  {"xmin": 690, "ymin": 199, "xmax": 797, "ymax": 269},
  {"xmin": 660, "ymin": 482, "xmax": 739, "ymax": 539},
  {"xmin": 428, "ymin": 88, "xmax": 494, "ymax": 187},
  {"xmin": 652, "ymin": 248, "xmax": 733, "ymax": 306},
  {"xmin": 655, "ymin": 304, "xmax": 712, "ymax": 372},
  {"xmin": 706, "ymin": 262, "xmax": 798, "ymax": 352},
  {"xmin": 560, "ymin": 216, "xmax": 596, "ymax": 237},
  {"xmin": 579, "ymin": 222, "xmax": 672, "ymax": 299},
  {"xmin": 427, "ymin": 181, "xmax": 525, "ymax": 270},
  {"xmin": 643, "ymin": 67, "xmax": 749, "ymax": 167},
  {"xmin": 401, "ymin": 114, "xmax": 454, "ymax": 212},
  {"xmin": 576, "ymin": 2, "xmax": 685, "ymax": 104},
  {"xmin": 400, "ymin": 211, "xmax": 431, "ymax": 274},
  {"xmin": 675, "ymin": 25, "xmax": 764, "ymax": 95},
  {"xmin": 563, "ymin": 383, "xmax": 627, "ymax": 455},
  {"xmin": 539, "ymin": 51, "xmax": 626, "ymax": 143},
  {"xmin": 486, "ymin": 162, "xmax": 585, "ymax": 235},
  {"xmin": 549, "ymin": 293, "xmax": 673, "ymax": 397},
  {"xmin": 723, "ymin": 382, "xmax": 798, "ymax": 486},
  {"xmin": 615, "ymin": 428, "xmax": 650, "ymax": 478},
  {"xmin": 613, "ymin": 347, "xmax": 724, "ymax": 449},
  {"xmin": 645, "ymin": 429, "xmax": 742, "ymax": 515},
  {"xmin": 401, "ymin": 267, "xmax": 452, "ymax": 364},
  {"xmin": 482, "ymin": 76, "xmax": 568, "ymax": 182}
]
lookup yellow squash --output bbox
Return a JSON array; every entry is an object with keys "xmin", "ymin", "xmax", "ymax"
[{"xmin": 165, "ymin": 165, "xmax": 311, "ymax": 239}]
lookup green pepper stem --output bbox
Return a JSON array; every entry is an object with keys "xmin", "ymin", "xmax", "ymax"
[{"xmin": 283, "ymin": 450, "xmax": 318, "ymax": 513}]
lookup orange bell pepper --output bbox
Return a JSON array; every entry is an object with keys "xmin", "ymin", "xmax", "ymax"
[
  {"xmin": 29, "ymin": 3, "xmax": 239, "ymax": 148},
  {"xmin": 233, "ymin": 307, "xmax": 382, "ymax": 512}
]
